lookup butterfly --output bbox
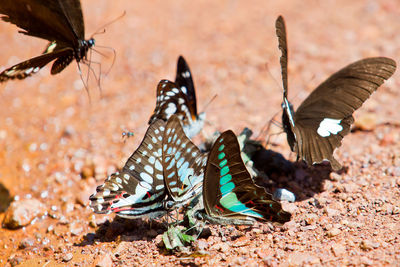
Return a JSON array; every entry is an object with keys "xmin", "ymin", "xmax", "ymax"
[
  {"xmin": 0, "ymin": 0, "xmax": 94, "ymax": 82},
  {"xmin": 90, "ymin": 115, "xmax": 207, "ymax": 219},
  {"xmin": 149, "ymin": 56, "xmax": 205, "ymax": 138},
  {"xmin": 275, "ymin": 15, "xmax": 396, "ymax": 171},
  {"xmin": 197, "ymin": 130, "xmax": 291, "ymax": 225},
  {"xmin": 90, "ymin": 119, "xmax": 168, "ymax": 219}
]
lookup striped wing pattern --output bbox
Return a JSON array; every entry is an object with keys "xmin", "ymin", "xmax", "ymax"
[
  {"xmin": 162, "ymin": 116, "xmax": 208, "ymax": 207},
  {"xmin": 89, "ymin": 120, "xmax": 168, "ymax": 219}
]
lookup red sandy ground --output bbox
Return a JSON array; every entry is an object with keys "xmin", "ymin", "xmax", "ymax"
[{"xmin": 0, "ymin": 0, "xmax": 399, "ymax": 266}]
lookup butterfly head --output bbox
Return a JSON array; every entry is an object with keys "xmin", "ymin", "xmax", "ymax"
[{"xmin": 88, "ymin": 38, "xmax": 95, "ymax": 48}]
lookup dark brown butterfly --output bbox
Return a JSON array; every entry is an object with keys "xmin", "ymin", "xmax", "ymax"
[
  {"xmin": 276, "ymin": 15, "xmax": 396, "ymax": 171},
  {"xmin": 0, "ymin": 0, "xmax": 94, "ymax": 82}
]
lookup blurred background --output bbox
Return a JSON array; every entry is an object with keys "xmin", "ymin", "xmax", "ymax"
[{"xmin": 0, "ymin": 0, "xmax": 398, "ymax": 264}]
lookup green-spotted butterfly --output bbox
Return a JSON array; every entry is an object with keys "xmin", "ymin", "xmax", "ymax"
[{"xmin": 198, "ymin": 130, "xmax": 292, "ymax": 225}]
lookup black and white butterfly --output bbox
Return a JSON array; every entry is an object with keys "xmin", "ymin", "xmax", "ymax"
[
  {"xmin": 149, "ymin": 56, "xmax": 205, "ymax": 138},
  {"xmin": 90, "ymin": 115, "xmax": 207, "ymax": 219},
  {"xmin": 276, "ymin": 16, "xmax": 396, "ymax": 171},
  {"xmin": 193, "ymin": 130, "xmax": 291, "ymax": 225},
  {"xmin": 0, "ymin": 0, "xmax": 94, "ymax": 82}
]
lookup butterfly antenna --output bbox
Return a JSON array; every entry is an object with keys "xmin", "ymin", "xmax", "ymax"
[
  {"xmin": 90, "ymin": 11, "xmax": 126, "ymax": 37},
  {"xmin": 200, "ymin": 94, "xmax": 218, "ymax": 114},
  {"xmin": 265, "ymin": 62, "xmax": 284, "ymax": 92}
]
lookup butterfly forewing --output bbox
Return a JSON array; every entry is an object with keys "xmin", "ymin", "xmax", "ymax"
[
  {"xmin": 57, "ymin": 0, "xmax": 85, "ymax": 39},
  {"xmin": 0, "ymin": 0, "xmax": 78, "ymax": 43},
  {"xmin": 204, "ymin": 130, "xmax": 291, "ymax": 224},
  {"xmin": 89, "ymin": 120, "xmax": 168, "ymax": 219},
  {"xmin": 162, "ymin": 115, "xmax": 207, "ymax": 205},
  {"xmin": 149, "ymin": 80, "xmax": 193, "ymax": 123},
  {"xmin": 275, "ymin": 15, "xmax": 288, "ymax": 97},
  {"xmin": 175, "ymin": 55, "xmax": 197, "ymax": 116}
]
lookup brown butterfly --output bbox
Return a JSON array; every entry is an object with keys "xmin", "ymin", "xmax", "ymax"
[{"xmin": 276, "ymin": 15, "xmax": 396, "ymax": 170}]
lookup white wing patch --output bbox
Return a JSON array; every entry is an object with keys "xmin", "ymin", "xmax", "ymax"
[{"xmin": 317, "ymin": 118, "xmax": 343, "ymax": 137}]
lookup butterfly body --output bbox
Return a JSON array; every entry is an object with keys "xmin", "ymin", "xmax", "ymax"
[
  {"xmin": 0, "ymin": 0, "xmax": 94, "ymax": 81},
  {"xmin": 275, "ymin": 16, "xmax": 396, "ymax": 170}
]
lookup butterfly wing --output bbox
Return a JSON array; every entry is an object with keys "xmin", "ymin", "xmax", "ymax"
[
  {"xmin": 57, "ymin": 0, "xmax": 85, "ymax": 39},
  {"xmin": 148, "ymin": 79, "xmax": 205, "ymax": 139},
  {"xmin": 275, "ymin": 16, "xmax": 289, "ymax": 98},
  {"xmin": 175, "ymin": 56, "xmax": 197, "ymax": 117},
  {"xmin": 0, "ymin": 0, "xmax": 80, "ymax": 44},
  {"xmin": 293, "ymin": 57, "xmax": 396, "ymax": 170},
  {"xmin": 89, "ymin": 120, "xmax": 168, "ymax": 219},
  {"xmin": 275, "ymin": 16, "xmax": 297, "ymax": 151},
  {"xmin": 0, "ymin": 48, "xmax": 73, "ymax": 81},
  {"xmin": 203, "ymin": 130, "xmax": 291, "ymax": 224},
  {"xmin": 162, "ymin": 115, "xmax": 207, "ymax": 206}
]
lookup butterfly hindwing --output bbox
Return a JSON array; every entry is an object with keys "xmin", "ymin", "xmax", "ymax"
[
  {"xmin": 162, "ymin": 115, "xmax": 207, "ymax": 206},
  {"xmin": 203, "ymin": 130, "xmax": 291, "ymax": 224},
  {"xmin": 0, "ymin": 48, "xmax": 73, "ymax": 81},
  {"xmin": 89, "ymin": 120, "xmax": 167, "ymax": 219},
  {"xmin": 294, "ymin": 58, "xmax": 396, "ymax": 170}
]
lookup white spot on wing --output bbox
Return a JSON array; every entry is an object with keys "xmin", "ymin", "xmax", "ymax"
[
  {"xmin": 165, "ymin": 103, "xmax": 177, "ymax": 114},
  {"xmin": 317, "ymin": 118, "xmax": 343, "ymax": 137}
]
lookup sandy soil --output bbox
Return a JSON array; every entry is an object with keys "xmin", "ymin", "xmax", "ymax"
[{"xmin": 0, "ymin": 0, "xmax": 399, "ymax": 266}]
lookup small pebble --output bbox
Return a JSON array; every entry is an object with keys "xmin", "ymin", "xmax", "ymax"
[
  {"xmin": 70, "ymin": 222, "xmax": 83, "ymax": 236},
  {"xmin": 327, "ymin": 228, "xmax": 341, "ymax": 237},
  {"xmin": 324, "ymin": 207, "xmax": 340, "ymax": 217},
  {"xmin": 18, "ymin": 238, "xmax": 35, "ymax": 249},
  {"xmin": 96, "ymin": 253, "xmax": 113, "ymax": 267},
  {"xmin": 62, "ymin": 253, "xmax": 73, "ymax": 262},
  {"xmin": 360, "ymin": 240, "xmax": 374, "ymax": 251},
  {"xmin": 218, "ymin": 243, "xmax": 230, "ymax": 253},
  {"xmin": 8, "ymin": 255, "xmax": 23, "ymax": 267},
  {"xmin": 360, "ymin": 256, "xmax": 373, "ymax": 266},
  {"xmin": 331, "ymin": 243, "xmax": 346, "ymax": 256},
  {"xmin": 2, "ymin": 199, "xmax": 45, "ymax": 229},
  {"xmin": 330, "ymin": 172, "xmax": 342, "ymax": 181},
  {"xmin": 195, "ymin": 240, "xmax": 209, "ymax": 250},
  {"xmin": 305, "ymin": 214, "xmax": 318, "ymax": 225},
  {"xmin": 273, "ymin": 188, "xmax": 296, "ymax": 202}
]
